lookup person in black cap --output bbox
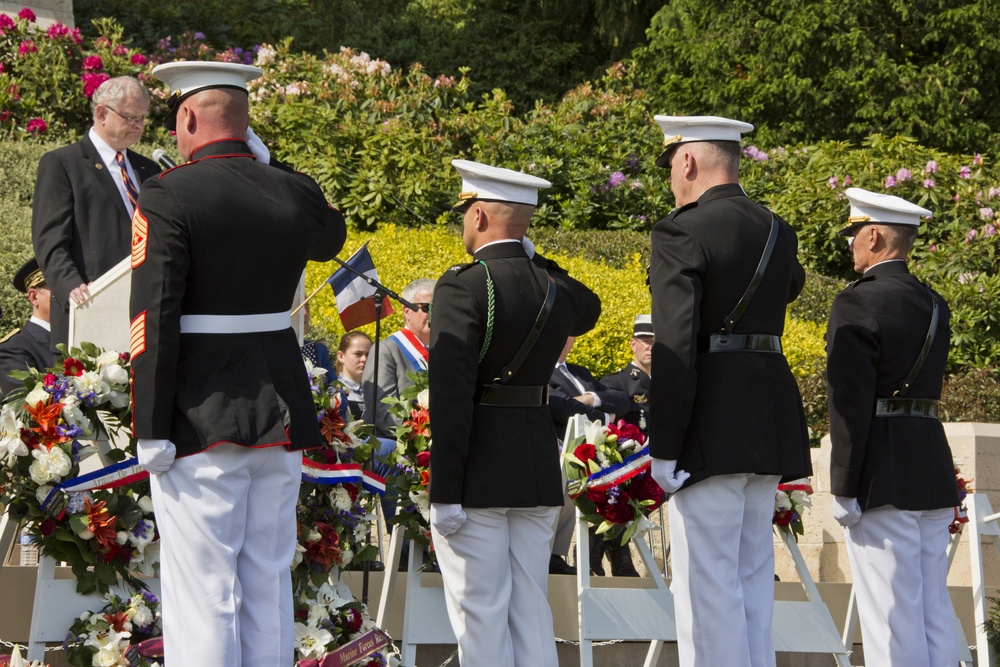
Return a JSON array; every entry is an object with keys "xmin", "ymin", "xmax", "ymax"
[
  {"xmin": 601, "ymin": 314, "xmax": 654, "ymax": 434},
  {"xmin": 646, "ymin": 115, "xmax": 810, "ymax": 667},
  {"xmin": 827, "ymin": 188, "xmax": 958, "ymax": 666},
  {"xmin": 0, "ymin": 258, "xmax": 53, "ymax": 399},
  {"xmin": 130, "ymin": 61, "xmax": 346, "ymax": 667},
  {"xmin": 31, "ymin": 76, "xmax": 161, "ymax": 354}
]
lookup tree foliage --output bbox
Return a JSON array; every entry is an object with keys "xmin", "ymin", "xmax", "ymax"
[{"xmin": 632, "ymin": 0, "xmax": 1000, "ymax": 153}]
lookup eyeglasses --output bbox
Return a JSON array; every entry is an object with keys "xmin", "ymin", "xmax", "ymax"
[
  {"xmin": 411, "ymin": 303, "xmax": 431, "ymax": 313},
  {"xmin": 105, "ymin": 105, "xmax": 147, "ymax": 126}
]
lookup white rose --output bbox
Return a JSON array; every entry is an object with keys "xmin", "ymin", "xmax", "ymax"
[
  {"xmin": 95, "ymin": 351, "xmax": 120, "ymax": 368},
  {"xmin": 790, "ymin": 490, "xmax": 812, "ymax": 508},
  {"xmin": 116, "ymin": 531, "xmax": 129, "ymax": 545},
  {"xmin": 28, "ymin": 446, "xmax": 72, "ymax": 485},
  {"xmin": 24, "ymin": 386, "xmax": 49, "ymax": 407},
  {"xmin": 331, "ymin": 487, "xmax": 352, "ymax": 511},
  {"xmin": 774, "ymin": 491, "xmax": 793, "ymax": 512},
  {"xmin": 138, "ymin": 496, "xmax": 154, "ymax": 514},
  {"xmin": 93, "ymin": 646, "xmax": 121, "ymax": 667},
  {"xmin": 416, "ymin": 389, "xmax": 430, "ymax": 409}
]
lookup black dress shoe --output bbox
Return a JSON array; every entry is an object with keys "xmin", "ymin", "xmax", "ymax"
[
  {"xmin": 346, "ymin": 559, "xmax": 385, "ymax": 571},
  {"xmin": 608, "ymin": 540, "xmax": 639, "ymax": 577},
  {"xmin": 549, "ymin": 554, "xmax": 577, "ymax": 575},
  {"xmin": 589, "ymin": 529, "xmax": 607, "ymax": 576}
]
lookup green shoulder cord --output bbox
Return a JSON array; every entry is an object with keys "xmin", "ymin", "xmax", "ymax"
[{"xmin": 476, "ymin": 260, "xmax": 495, "ymax": 362}]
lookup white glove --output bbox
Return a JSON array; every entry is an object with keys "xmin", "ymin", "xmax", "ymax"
[
  {"xmin": 832, "ymin": 495, "xmax": 863, "ymax": 527},
  {"xmin": 650, "ymin": 458, "xmax": 691, "ymax": 494},
  {"xmin": 431, "ymin": 503, "xmax": 467, "ymax": 537},
  {"xmin": 244, "ymin": 126, "xmax": 271, "ymax": 165},
  {"xmin": 521, "ymin": 236, "xmax": 536, "ymax": 259},
  {"xmin": 137, "ymin": 439, "xmax": 177, "ymax": 475}
]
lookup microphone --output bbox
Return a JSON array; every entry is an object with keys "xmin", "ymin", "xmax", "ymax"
[{"xmin": 152, "ymin": 149, "xmax": 177, "ymax": 170}]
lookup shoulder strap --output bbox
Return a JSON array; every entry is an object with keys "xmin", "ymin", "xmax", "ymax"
[
  {"xmin": 722, "ymin": 212, "xmax": 779, "ymax": 333},
  {"xmin": 496, "ymin": 273, "xmax": 557, "ymax": 385},
  {"xmin": 894, "ymin": 289, "xmax": 941, "ymax": 397}
]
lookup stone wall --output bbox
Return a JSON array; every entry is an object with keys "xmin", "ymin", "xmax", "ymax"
[
  {"xmin": 0, "ymin": 0, "xmax": 74, "ymax": 27},
  {"xmin": 774, "ymin": 422, "xmax": 1000, "ymax": 588}
]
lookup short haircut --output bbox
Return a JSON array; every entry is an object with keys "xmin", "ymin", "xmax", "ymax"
[
  {"xmin": 699, "ymin": 140, "xmax": 742, "ymax": 173},
  {"xmin": 879, "ymin": 224, "xmax": 918, "ymax": 253},
  {"xmin": 402, "ymin": 278, "xmax": 436, "ymax": 303},
  {"xmin": 91, "ymin": 77, "xmax": 150, "ymax": 118}
]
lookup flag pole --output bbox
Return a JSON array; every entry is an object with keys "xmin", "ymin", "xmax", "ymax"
[
  {"xmin": 291, "ymin": 281, "xmax": 327, "ymax": 317},
  {"xmin": 298, "ymin": 247, "xmax": 418, "ymax": 318}
]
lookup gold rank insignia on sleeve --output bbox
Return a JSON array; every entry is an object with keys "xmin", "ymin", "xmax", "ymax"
[
  {"xmin": 130, "ymin": 312, "xmax": 147, "ymax": 360},
  {"xmin": 632, "ymin": 393, "xmax": 648, "ymax": 404},
  {"xmin": 131, "ymin": 208, "xmax": 148, "ymax": 269}
]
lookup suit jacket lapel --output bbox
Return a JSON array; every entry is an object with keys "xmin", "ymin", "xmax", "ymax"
[
  {"xmin": 80, "ymin": 135, "xmax": 129, "ymax": 220},
  {"xmin": 127, "ymin": 148, "xmax": 160, "ymax": 184}
]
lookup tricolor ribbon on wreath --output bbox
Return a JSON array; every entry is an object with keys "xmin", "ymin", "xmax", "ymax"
[
  {"xmin": 41, "ymin": 454, "xmax": 386, "ymax": 516},
  {"xmin": 568, "ymin": 446, "xmax": 651, "ymax": 499}
]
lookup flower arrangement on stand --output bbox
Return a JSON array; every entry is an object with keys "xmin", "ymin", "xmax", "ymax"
[
  {"xmin": 563, "ymin": 419, "xmax": 665, "ymax": 545},
  {"xmin": 64, "ymin": 591, "xmax": 162, "ymax": 667},
  {"xmin": 772, "ymin": 479, "xmax": 814, "ymax": 540},
  {"xmin": 949, "ymin": 464, "xmax": 972, "ymax": 535},
  {"xmin": 381, "ymin": 371, "xmax": 433, "ymax": 554},
  {"xmin": 0, "ymin": 344, "xmax": 158, "ymax": 594},
  {"xmin": 292, "ymin": 360, "xmax": 397, "ymax": 667}
]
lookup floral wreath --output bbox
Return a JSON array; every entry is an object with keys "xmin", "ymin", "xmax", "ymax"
[
  {"xmin": 563, "ymin": 419, "xmax": 665, "ymax": 544},
  {"xmin": 64, "ymin": 591, "xmax": 162, "ymax": 667},
  {"xmin": 0, "ymin": 343, "xmax": 157, "ymax": 595},
  {"xmin": 381, "ymin": 371, "xmax": 433, "ymax": 554},
  {"xmin": 772, "ymin": 479, "xmax": 813, "ymax": 540}
]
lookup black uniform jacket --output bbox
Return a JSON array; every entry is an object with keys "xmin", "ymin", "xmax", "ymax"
[
  {"xmin": 428, "ymin": 241, "xmax": 602, "ymax": 508},
  {"xmin": 549, "ymin": 362, "xmax": 630, "ymax": 438},
  {"xmin": 827, "ymin": 260, "xmax": 958, "ymax": 511},
  {"xmin": 0, "ymin": 320, "xmax": 52, "ymax": 398},
  {"xmin": 601, "ymin": 362, "xmax": 650, "ymax": 434},
  {"xmin": 32, "ymin": 135, "xmax": 161, "ymax": 350},
  {"xmin": 129, "ymin": 139, "xmax": 347, "ymax": 458},
  {"xmin": 648, "ymin": 183, "xmax": 810, "ymax": 487}
]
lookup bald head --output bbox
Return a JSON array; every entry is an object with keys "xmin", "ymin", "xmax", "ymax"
[
  {"xmin": 667, "ymin": 140, "xmax": 742, "ymax": 207},
  {"xmin": 175, "ymin": 88, "xmax": 249, "ymax": 160},
  {"xmin": 461, "ymin": 200, "xmax": 534, "ymax": 254}
]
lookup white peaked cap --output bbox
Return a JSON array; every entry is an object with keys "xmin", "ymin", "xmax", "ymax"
[
  {"xmin": 152, "ymin": 61, "xmax": 263, "ymax": 129},
  {"xmin": 653, "ymin": 115, "xmax": 754, "ymax": 167},
  {"xmin": 451, "ymin": 159, "xmax": 552, "ymax": 210},
  {"xmin": 839, "ymin": 187, "xmax": 932, "ymax": 236}
]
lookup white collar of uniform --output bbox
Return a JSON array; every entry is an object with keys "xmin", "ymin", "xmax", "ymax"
[
  {"xmin": 863, "ymin": 258, "xmax": 906, "ymax": 275},
  {"xmin": 29, "ymin": 315, "xmax": 51, "ymax": 332},
  {"xmin": 89, "ymin": 127, "xmax": 124, "ymax": 169}
]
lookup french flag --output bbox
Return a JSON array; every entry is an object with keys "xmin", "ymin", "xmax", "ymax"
[{"xmin": 326, "ymin": 243, "xmax": 394, "ymax": 330}]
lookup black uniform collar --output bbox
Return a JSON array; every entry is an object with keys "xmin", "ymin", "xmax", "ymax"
[
  {"xmin": 696, "ymin": 182, "xmax": 747, "ymax": 205},
  {"xmin": 472, "ymin": 239, "xmax": 528, "ymax": 261},
  {"xmin": 862, "ymin": 259, "xmax": 910, "ymax": 279},
  {"xmin": 189, "ymin": 138, "xmax": 254, "ymax": 161}
]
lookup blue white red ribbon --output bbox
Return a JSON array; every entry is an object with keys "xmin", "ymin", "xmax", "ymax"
[
  {"xmin": 584, "ymin": 446, "xmax": 651, "ymax": 492},
  {"xmin": 40, "ymin": 454, "xmax": 386, "ymax": 514}
]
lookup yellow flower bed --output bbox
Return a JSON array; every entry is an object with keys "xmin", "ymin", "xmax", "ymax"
[{"xmin": 305, "ymin": 225, "xmax": 826, "ymax": 379}]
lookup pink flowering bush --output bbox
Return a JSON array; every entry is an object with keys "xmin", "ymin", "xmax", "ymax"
[{"xmin": 0, "ymin": 15, "xmax": 151, "ymax": 138}]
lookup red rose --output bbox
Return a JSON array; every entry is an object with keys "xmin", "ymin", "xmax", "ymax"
[
  {"xmin": 596, "ymin": 498, "xmax": 634, "ymax": 524},
  {"xmin": 416, "ymin": 450, "xmax": 431, "ymax": 468},
  {"xmin": 607, "ymin": 420, "xmax": 646, "ymax": 445},
  {"xmin": 586, "ymin": 487, "xmax": 608, "ymax": 505},
  {"xmin": 573, "ymin": 443, "xmax": 597, "ymax": 464},
  {"xmin": 629, "ymin": 472, "xmax": 665, "ymax": 510},
  {"xmin": 39, "ymin": 518, "xmax": 57, "ymax": 536}
]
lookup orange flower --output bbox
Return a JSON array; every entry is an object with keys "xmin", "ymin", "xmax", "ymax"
[
  {"xmin": 85, "ymin": 499, "xmax": 118, "ymax": 551},
  {"xmin": 406, "ymin": 406, "xmax": 430, "ymax": 439},
  {"xmin": 320, "ymin": 407, "xmax": 347, "ymax": 445},
  {"xmin": 24, "ymin": 400, "xmax": 69, "ymax": 450},
  {"xmin": 420, "ymin": 470, "xmax": 430, "ymax": 487},
  {"xmin": 104, "ymin": 610, "xmax": 130, "ymax": 632}
]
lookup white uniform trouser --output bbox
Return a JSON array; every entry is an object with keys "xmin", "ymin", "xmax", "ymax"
[
  {"xmin": 845, "ymin": 505, "xmax": 957, "ymax": 667},
  {"xmin": 669, "ymin": 473, "xmax": 781, "ymax": 667},
  {"xmin": 432, "ymin": 506, "xmax": 560, "ymax": 667},
  {"xmin": 149, "ymin": 443, "xmax": 301, "ymax": 667}
]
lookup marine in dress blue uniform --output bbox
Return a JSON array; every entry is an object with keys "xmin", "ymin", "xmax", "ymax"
[
  {"xmin": 0, "ymin": 258, "xmax": 52, "ymax": 399},
  {"xmin": 129, "ymin": 62, "xmax": 347, "ymax": 667},
  {"xmin": 428, "ymin": 160, "xmax": 601, "ymax": 667},
  {"xmin": 646, "ymin": 116, "xmax": 810, "ymax": 667},
  {"xmin": 600, "ymin": 314, "xmax": 654, "ymax": 434},
  {"xmin": 827, "ymin": 188, "xmax": 959, "ymax": 667}
]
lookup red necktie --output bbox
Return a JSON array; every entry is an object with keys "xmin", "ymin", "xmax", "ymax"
[{"xmin": 116, "ymin": 151, "xmax": 139, "ymax": 210}]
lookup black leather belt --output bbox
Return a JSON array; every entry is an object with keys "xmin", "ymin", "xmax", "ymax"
[
  {"xmin": 697, "ymin": 333, "xmax": 782, "ymax": 354},
  {"xmin": 479, "ymin": 384, "xmax": 549, "ymax": 407},
  {"xmin": 874, "ymin": 398, "xmax": 940, "ymax": 419}
]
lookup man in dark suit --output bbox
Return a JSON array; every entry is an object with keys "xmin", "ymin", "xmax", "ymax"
[
  {"xmin": 548, "ymin": 335, "xmax": 631, "ymax": 575},
  {"xmin": 0, "ymin": 258, "xmax": 52, "ymax": 398},
  {"xmin": 130, "ymin": 61, "xmax": 346, "ymax": 667},
  {"xmin": 428, "ymin": 159, "xmax": 601, "ymax": 667},
  {"xmin": 31, "ymin": 76, "xmax": 161, "ymax": 353},
  {"xmin": 827, "ymin": 188, "xmax": 958, "ymax": 667},
  {"xmin": 646, "ymin": 116, "xmax": 810, "ymax": 667}
]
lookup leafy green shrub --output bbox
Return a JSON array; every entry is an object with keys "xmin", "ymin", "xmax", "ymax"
[
  {"xmin": 942, "ymin": 368, "xmax": 1000, "ymax": 424},
  {"xmin": 0, "ymin": 14, "xmax": 152, "ymax": 140}
]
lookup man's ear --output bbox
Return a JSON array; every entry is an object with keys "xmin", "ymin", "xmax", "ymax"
[
  {"xmin": 474, "ymin": 205, "xmax": 488, "ymax": 232},
  {"xmin": 182, "ymin": 104, "xmax": 197, "ymax": 135}
]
